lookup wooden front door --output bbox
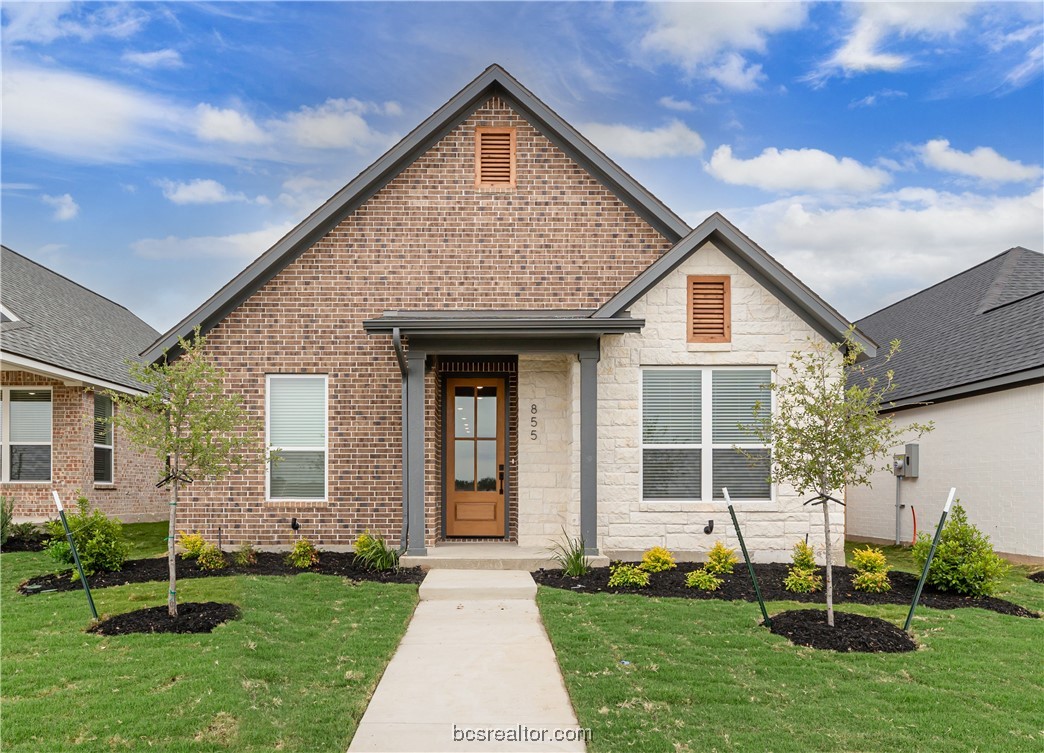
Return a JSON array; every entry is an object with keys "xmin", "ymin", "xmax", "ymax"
[{"xmin": 445, "ymin": 377, "xmax": 505, "ymax": 537}]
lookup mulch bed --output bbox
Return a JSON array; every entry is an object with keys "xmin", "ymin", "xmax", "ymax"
[
  {"xmin": 1029, "ymin": 571, "xmax": 1044, "ymax": 584},
  {"xmin": 19, "ymin": 551, "xmax": 424, "ymax": 595},
  {"xmin": 88, "ymin": 601, "xmax": 240, "ymax": 635},
  {"xmin": 2, "ymin": 531, "xmax": 49, "ymax": 553},
  {"xmin": 767, "ymin": 609, "xmax": 917, "ymax": 652},
  {"xmin": 534, "ymin": 562, "xmax": 1039, "ymax": 618}
]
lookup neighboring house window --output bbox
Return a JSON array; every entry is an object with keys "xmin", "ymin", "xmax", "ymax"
[
  {"xmin": 267, "ymin": 375, "xmax": 327, "ymax": 500},
  {"xmin": 0, "ymin": 388, "xmax": 52, "ymax": 482},
  {"xmin": 94, "ymin": 393, "xmax": 114, "ymax": 484},
  {"xmin": 475, "ymin": 127, "xmax": 516, "ymax": 187},
  {"xmin": 642, "ymin": 368, "xmax": 771, "ymax": 501},
  {"xmin": 687, "ymin": 275, "xmax": 731, "ymax": 343}
]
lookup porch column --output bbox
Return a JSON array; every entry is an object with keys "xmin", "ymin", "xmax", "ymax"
[
  {"xmin": 405, "ymin": 349, "xmax": 427, "ymax": 555},
  {"xmin": 579, "ymin": 348, "xmax": 599, "ymax": 555}
]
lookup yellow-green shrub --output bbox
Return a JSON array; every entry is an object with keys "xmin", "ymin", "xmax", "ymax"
[
  {"xmin": 286, "ymin": 538, "xmax": 319, "ymax": 569},
  {"xmin": 851, "ymin": 545, "xmax": 891, "ymax": 592},
  {"xmin": 639, "ymin": 546, "xmax": 676, "ymax": 573},
  {"xmin": 178, "ymin": 531, "xmax": 208, "ymax": 560},
  {"xmin": 608, "ymin": 563, "xmax": 650, "ymax": 588},
  {"xmin": 685, "ymin": 567, "xmax": 722, "ymax": 591},
  {"xmin": 705, "ymin": 541, "xmax": 738, "ymax": 574},
  {"xmin": 196, "ymin": 543, "xmax": 227, "ymax": 571}
]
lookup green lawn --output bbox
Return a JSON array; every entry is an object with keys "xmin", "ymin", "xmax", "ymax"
[
  {"xmin": 540, "ymin": 547, "xmax": 1044, "ymax": 753},
  {"xmin": 122, "ymin": 520, "xmax": 169, "ymax": 559},
  {"xmin": 1, "ymin": 547, "xmax": 418, "ymax": 752}
]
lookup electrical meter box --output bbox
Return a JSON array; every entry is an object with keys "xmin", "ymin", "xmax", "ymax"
[{"xmin": 893, "ymin": 444, "xmax": 919, "ymax": 478}]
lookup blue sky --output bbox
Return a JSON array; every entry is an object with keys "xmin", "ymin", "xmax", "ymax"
[{"xmin": 2, "ymin": 1, "xmax": 1042, "ymax": 333}]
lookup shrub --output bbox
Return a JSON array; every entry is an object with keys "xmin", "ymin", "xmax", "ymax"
[
  {"xmin": 353, "ymin": 531, "xmax": 399, "ymax": 572},
  {"xmin": 791, "ymin": 540, "xmax": 817, "ymax": 570},
  {"xmin": 640, "ymin": 546, "xmax": 676, "ymax": 573},
  {"xmin": 851, "ymin": 545, "xmax": 891, "ymax": 593},
  {"xmin": 44, "ymin": 496, "xmax": 128, "ymax": 577},
  {"xmin": 232, "ymin": 542, "xmax": 258, "ymax": 567},
  {"xmin": 0, "ymin": 496, "xmax": 13, "ymax": 547},
  {"xmin": 912, "ymin": 502, "xmax": 1008, "ymax": 597},
  {"xmin": 286, "ymin": 538, "xmax": 319, "ymax": 569},
  {"xmin": 178, "ymin": 531, "xmax": 208, "ymax": 560},
  {"xmin": 705, "ymin": 541, "xmax": 738, "ymax": 575},
  {"xmin": 685, "ymin": 567, "xmax": 723, "ymax": 591},
  {"xmin": 608, "ymin": 563, "xmax": 650, "ymax": 588},
  {"xmin": 10, "ymin": 522, "xmax": 39, "ymax": 539},
  {"xmin": 548, "ymin": 528, "xmax": 590, "ymax": 576},
  {"xmin": 784, "ymin": 538, "xmax": 822, "ymax": 594},
  {"xmin": 196, "ymin": 544, "xmax": 227, "ymax": 571}
]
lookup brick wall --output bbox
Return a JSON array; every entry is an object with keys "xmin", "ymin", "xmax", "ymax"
[
  {"xmin": 181, "ymin": 95, "xmax": 674, "ymax": 548},
  {"xmin": 1, "ymin": 370, "xmax": 166, "ymax": 522}
]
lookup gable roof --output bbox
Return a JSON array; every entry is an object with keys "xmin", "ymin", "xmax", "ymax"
[
  {"xmin": 594, "ymin": 212, "xmax": 877, "ymax": 357},
  {"xmin": 0, "ymin": 246, "xmax": 159, "ymax": 393},
  {"xmin": 854, "ymin": 246, "xmax": 1044, "ymax": 408},
  {"xmin": 143, "ymin": 64, "xmax": 691, "ymax": 361}
]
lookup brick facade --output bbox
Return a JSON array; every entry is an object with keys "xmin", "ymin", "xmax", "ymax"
[
  {"xmin": 1, "ymin": 369, "xmax": 166, "ymax": 522},
  {"xmin": 181, "ymin": 96, "xmax": 673, "ymax": 548}
]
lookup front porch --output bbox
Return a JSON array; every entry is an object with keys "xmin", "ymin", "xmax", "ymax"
[{"xmin": 400, "ymin": 541, "xmax": 611, "ymax": 570}]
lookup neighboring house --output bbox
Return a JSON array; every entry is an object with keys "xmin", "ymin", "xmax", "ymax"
[
  {"xmin": 846, "ymin": 248, "xmax": 1044, "ymax": 563},
  {"xmin": 144, "ymin": 65, "xmax": 876, "ymax": 563},
  {"xmin": 0, "ymin": 246, "xmax": 166, "ymax": 522}
]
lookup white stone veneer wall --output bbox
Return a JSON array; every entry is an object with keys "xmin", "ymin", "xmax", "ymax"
[
  {"xmin": 846, "ymin": 383, "xmax": 1044, "ymax": 562},
  {"xmin": 597, "ymin": 241, "xmax": 845, "ymax": 563}
]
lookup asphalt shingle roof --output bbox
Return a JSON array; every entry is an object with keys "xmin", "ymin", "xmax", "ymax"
[
  {"xmin": 0, "ymin": 246, "xmax": 159, "ymax": 391},
  {"xmin": 853, "ymin": 247, "xmax": 1044, "ymax": 404}
]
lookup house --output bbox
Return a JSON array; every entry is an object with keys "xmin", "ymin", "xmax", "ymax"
[
  {"xmin": 0, "ymin": 246, "xmax": 166, "ymax": 522},
  {"xmin": 143, "ymin": 65, "xmax": 875, "ymax": 563},
  {"xmin": 846, "ymin": 248, "xmax": 1044, "ymax": 563}
]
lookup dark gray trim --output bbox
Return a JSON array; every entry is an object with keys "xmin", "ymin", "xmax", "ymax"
[
  {"xmin": 405, "ymin": 335, "xmax": 603, "ymax": 356},
  {"xmin": 579, "ymin": 350, "xmax": 599, "ymax": 555},
  {"xmin": 406, "ymin": 349, "xmax": 427, "ymax": 555},
  {"xmin": 881, "ymin": 368, "xmax": 1044, "ymax": 412},
  {"xmin": 142, "ymin": 64, "xmax": 687, "ymax": 362},
  {"xmin": 364, "ymin": 314, "xmax": 643, "ymax": 337},
  {"xmin": 592, "ymin": 213, "xmax": 877, "ymax": 358}
]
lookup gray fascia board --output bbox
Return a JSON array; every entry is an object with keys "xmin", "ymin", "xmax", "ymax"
[
  {"xmin": 404, "ymin": 335, "xmax": 602, "ymax": 356},
  {"xmin": 593, "ymin": 213, "xmax": 877, "ymax": 358},
  {"xmin": 880, "ymin": 367, "xmax": 1044, "ymax": 411},
  {"xmin": 362, "ymin": 316, "xmax": 644, "ymax": 336},
  {"xmin": 142, "ymin": 64, "xmax": 687, "ymax": 362}
]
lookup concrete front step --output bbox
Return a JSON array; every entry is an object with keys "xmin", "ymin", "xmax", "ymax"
[
  {"xmin": 418, "ymin": 569, "xmax": 538, "ymax": 601},
  {"xmin": 401, "ymin": 543, "xmax": 610, "ymax": 571}
]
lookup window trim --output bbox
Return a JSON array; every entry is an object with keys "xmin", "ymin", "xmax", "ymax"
[
  {"xmin": 265, "ymin": 374, "xmax": 329, "ymax": 502},
  {"xmin": 1, "ymin": 386, "xmax": 54, "ymax": 484},
  {"xmin": 93, "ymin": 392, "xmax": 115, "ymax": 486},
  {"xmin": 474, "ymin": 126, "xmax": 517, "ymax": 188},
  {"xmin": 687, "ymin": 275, "xmax": 731, "ymax": 344},
  {"xmin": 640, "ymin": 366, "xmax": 772, "ymax": 504}
]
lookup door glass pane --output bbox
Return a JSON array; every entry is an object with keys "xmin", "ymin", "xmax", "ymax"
[
  {"xmin": 270, "ymin": 450, "xmax": 325, "ymax": 499},
  {"xmin": 10, "ymin": 390, "xmax": 51, "ymax": 443},
  {"xmin": 454, "ymin": 440, "xmax": 474, "ymax": 491},
  {"xmin": 476, "ymin": 440, "xmax": 497, "ymax": 491},
  {"xmin": 9, "ymin": 445, "xmax": 51, "ymax": 482},
  {"xmin": 454, "ymin": 387, "xmax": 474, "ymax": 438},
  {"xmin": 476, "ymin": 387, "xmax": 497, "ymax": 438}
]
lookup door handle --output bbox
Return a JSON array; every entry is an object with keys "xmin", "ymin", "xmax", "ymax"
[{"xmin": 498, "ymin": 464, "xmax": 505, "ymax": 494}]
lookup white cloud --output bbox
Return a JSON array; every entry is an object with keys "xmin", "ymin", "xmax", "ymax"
[
  {"xmin": 729, "ymin": 187, "xmax": 1044, "ymax": 319},
  {"xmin": 920, "ymin": 139, "xmax": 1042, "ymax": 183},
  {"xmin": 658, "ymin": 96, "xmax": 695, "ymax": 112},
  {"xmin": 580, "ymin": 120, "xmax": 705, "ymax": 159},
  {"xmin": 194, "ymin": 104, "xmax": 269, "ymax": 145},
  {"xmin": 705, "ymin": 145, "xmax": 891, "ymax": 193},
  {"xmin": 122, "ymin": 48, "xmax": 183, "ymax": 69},
  {"xmin": 132, "ymin": 222, "xmax": 296, "ymax": 260},
  {"xmin": 1004, "ymin": 42, "xmax": 1043, "ymax": 90},
  {"xmin": 41, "ymin": 193, "xmax": 79, "ymax": 221},
  {"xmin": 848, "ymin": 89, "xmax": 907, "ymax": 109},
  {"xmin": 155, "ymin": 178, "xmax": 267, "ymax": 205},
  {"xmin": 2, "ymin": 2, "xmax": 147, "ymax": 45},
  {"xmin": 274, "ymin": 98, "xmax": 399, "ymax": 151},
  {"xmin": 639, "ymin": 2, "xmax": 806, "ymax": 89}
]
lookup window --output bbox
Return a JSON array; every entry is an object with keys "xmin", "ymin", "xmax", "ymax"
[
  {"xmin": 94, "ymin": 393, "xmax": 114, "ymax": 484},
  {"xmin": 267, "ymin": 375, "xmax": 327, "ymax": 500},
  {"xmin": 642, "ymin": 368, "xmax": 770, "ymax": 502},
  {"xmin": 475, "ymin": 127, "xmax": 516, "ymax": 187},
  {"xmin": 1, "ymin": 388, "xmax": 52, "ymax": 482},
  {"xmin": 687, "ymin": 276, "xmax": 730, "ymax": 343}
]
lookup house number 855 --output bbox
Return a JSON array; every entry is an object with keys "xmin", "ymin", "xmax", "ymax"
[{"xmin": 530, "ymin": 403, "xmax": 538, "ymax": 440}]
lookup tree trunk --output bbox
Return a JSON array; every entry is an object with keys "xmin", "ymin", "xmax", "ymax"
[
  {"xmin": 168, "ymin": 455, "xmax": 178, "ymax": 618},
  {"xmin": 822, "ymin": 493, "xmax": 834, "ymax": 627}
]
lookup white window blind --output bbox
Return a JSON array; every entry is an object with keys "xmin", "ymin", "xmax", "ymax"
[
  {"xmin": 268, "ymin": 376, "xmax": 327, "ymax": 500},
  {"xmin": 94, "ymin": 393, "xmax": 114, "ymax": 484},
  {"xmin": 6, "ymin": 389, "xmax": 52, "ymax": 482}
]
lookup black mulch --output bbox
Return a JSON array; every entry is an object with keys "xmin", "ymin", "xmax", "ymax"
[
  {"xmin": 19, "ymin": 551, "xmax": 425, "ymax": 595},
  {"xmin": 767, "ymin": 609, "xmax": 917, "ymax": 653},
  {"xmin": 88, "ymin": 601, "xmax": 240, "ymax": 635},
  {"xmin": 1029, "ymin": 571, "xmax": 1044, "ymax": 584},
  {"xmin": 534, "ymin": 562, "xmax": 1039, "ymax": 618},
  {"xmin": 1, "ymin": 531, "xmax": 48, "ymax": 553}
]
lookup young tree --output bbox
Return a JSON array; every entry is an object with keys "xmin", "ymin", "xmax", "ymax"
[
  {"xmin": 743, "ymin": 331, "xmax": 932, "ymax": 627},
  {"xmin": 107, "ymin": 328, "xmax": 263, "ymax": 617}
]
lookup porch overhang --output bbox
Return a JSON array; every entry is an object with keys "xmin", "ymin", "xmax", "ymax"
[{"xmin": 362, "ymin": 309, "xmax": 644, "ymax": 339}]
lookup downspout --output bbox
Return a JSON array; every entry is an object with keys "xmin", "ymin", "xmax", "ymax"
[{"xmin": 392, "ymin": 328, "xmax": 409, "ymax": 552}]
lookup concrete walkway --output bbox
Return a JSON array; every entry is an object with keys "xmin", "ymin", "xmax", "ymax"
[{"xmin": 348, "ymin": 570, "xmax": 587, "ymax": 753}]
